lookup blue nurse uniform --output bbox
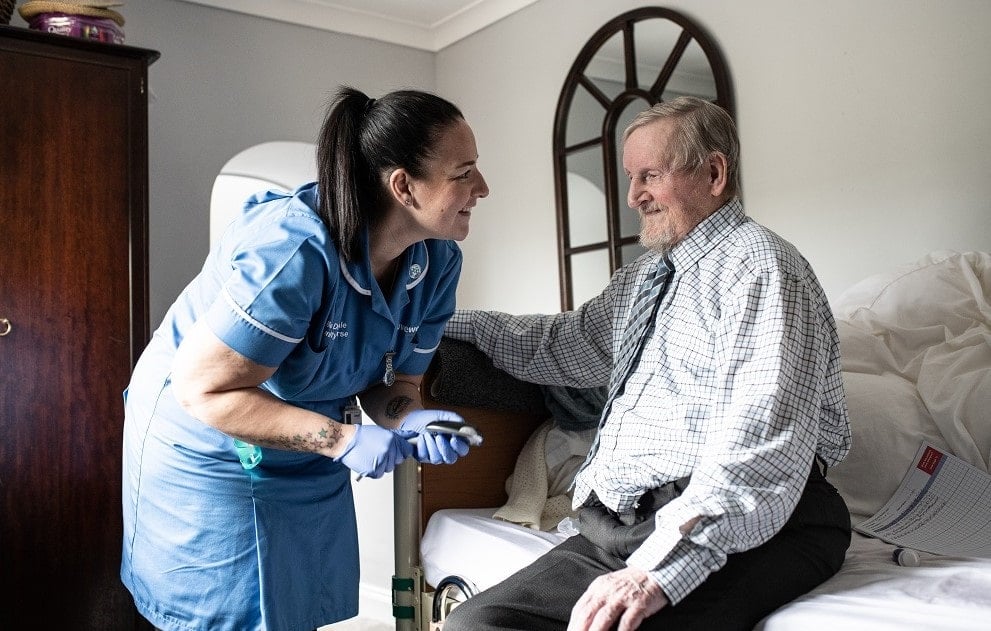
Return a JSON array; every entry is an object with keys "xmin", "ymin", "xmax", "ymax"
[{"xmin": 121, "ymin": 183, "xmax": 462, "ymax": 630}]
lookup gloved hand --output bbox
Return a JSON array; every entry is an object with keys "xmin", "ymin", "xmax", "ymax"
[
  {"xmin": 397, "ymin": 409, "xmax": 471, "ymax": 465},
  {"xmin": 334, "ymin": 424, "xmax": 414, "ymax": 479}
]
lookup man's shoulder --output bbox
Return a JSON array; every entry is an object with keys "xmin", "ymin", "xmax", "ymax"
[{"xmin": 724, "ymin": 220, "xmax": 809, "ymax": 277}]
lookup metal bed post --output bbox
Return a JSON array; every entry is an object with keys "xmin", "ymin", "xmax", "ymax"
[{"xmin": 392, "ymin": 458, "xmax": 421, "ymax": 630}]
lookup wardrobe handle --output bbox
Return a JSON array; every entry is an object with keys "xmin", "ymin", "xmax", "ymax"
[{"xmin": 0, "ymin": 318, "xmax": 10, "ymax": 336}]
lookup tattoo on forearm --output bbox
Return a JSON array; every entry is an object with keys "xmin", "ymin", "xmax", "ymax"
[
  {"xmin": 385, "ymin": 396, "xmax": 413, "ymax": 419},
  {"xmin": 272, "ymin": 421, "xmax": 345, "ymax": 453}
]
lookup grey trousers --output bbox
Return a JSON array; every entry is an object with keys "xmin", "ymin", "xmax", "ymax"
[{"xmin": 444, "ymin": 465, "xmax": 850, "ymax": 631}]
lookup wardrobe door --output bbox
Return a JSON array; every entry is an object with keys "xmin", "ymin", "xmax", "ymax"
[{"xmin": 0, "ymin": 27, "xmax": 157, "ymax": 630}]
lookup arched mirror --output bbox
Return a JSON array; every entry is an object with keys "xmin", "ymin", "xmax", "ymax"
[{"xmin": 553, "ymin": 7, "xmax": 734, "ymax": 310}]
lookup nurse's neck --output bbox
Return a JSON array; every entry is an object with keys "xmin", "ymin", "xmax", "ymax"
[
  {"xmin": 369, "ymin": 216, "xmax": 418, "ymax": 291},
  {"xmin": 373, "ymin": 257, "xmax": 401, "ymax": 294}
]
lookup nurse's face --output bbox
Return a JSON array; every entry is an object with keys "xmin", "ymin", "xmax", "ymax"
[{"xmin": 407, "ymin": 119, "xmax": 489, "ymax": 241}]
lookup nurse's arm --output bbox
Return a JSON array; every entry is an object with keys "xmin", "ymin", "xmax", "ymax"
[
  {"xmin": 358, "ymin": 375, "xmax": 425, "ymax": 430},
  {"xmin": 170, "ymin": 319, "xmax": 358, "ymax": 458}
]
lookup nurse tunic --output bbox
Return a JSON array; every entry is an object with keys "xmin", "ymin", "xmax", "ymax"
[{"xmin": 120, "ymin": 183, "xmax": 462, "ymax": 631}]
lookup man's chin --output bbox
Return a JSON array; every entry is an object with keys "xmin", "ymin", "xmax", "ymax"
[{"xmin": 639, "ymin": 230, "xmax": 674, "ymax": 254}]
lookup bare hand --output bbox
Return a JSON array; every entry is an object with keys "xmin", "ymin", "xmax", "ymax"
[{"xmin": 567, "ymin": 567, "xmax": 668, "ymax": 631}]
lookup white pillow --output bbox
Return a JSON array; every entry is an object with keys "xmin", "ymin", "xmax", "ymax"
[
  {"xmin": 835, "ymin": 250, "xmax": 991, "ymax": 329},
  {"xmin": 827, "ymin": 371, "xmax": 950, "ymax": 522},
  {"xmin": 830, "ymin": 251, "xmax": 991, "ymax": 520}
]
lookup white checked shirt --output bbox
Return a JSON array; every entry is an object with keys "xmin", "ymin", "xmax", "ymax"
[{"xmin": 444, "ymin": 199, "xmax": 851, "ymax": 604}]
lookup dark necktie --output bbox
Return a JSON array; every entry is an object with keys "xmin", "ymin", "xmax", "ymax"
[
  {"xmin": 575, "ymin": 257, "xmax": 673, "ymax": 481},
  {"xmin": 607, "ymin": 257, "xmax": 673, "ymax": 399}
]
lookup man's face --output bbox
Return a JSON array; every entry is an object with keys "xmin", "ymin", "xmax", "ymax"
[{"xmin": 622, "ymin": 120, "xmax": 721, "ymax": 252}]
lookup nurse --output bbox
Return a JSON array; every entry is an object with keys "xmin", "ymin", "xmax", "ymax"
[{"xmin": 121, "ymin": 85, "xmax": 489, "ymax": 631}]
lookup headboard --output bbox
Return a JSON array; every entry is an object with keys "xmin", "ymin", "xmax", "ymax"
[{"xmin": 419, "ymin": 338, "xmax": 549, "ymax": 526}]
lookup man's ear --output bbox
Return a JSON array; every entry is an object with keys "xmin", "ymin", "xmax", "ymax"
[
  {"xmin": 707, "ymin": 152, "xmax": 728, "ymax": 197},
  {"xmin": 388, "ymin": 169, "xmax": 414, "ymax": 207}
]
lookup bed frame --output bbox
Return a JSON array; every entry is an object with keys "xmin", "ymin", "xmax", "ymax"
[{"xmin": 392, "ymin": 343, "xmax": 548, "ymax": 631}]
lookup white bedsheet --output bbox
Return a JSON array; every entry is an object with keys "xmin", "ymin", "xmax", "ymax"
[
  {"xmin": 421, "ymin": 507, "xmax": 567, "ymax": 593},
  {"xmin": 756, "ymin": 533, "xmax": 991, "ymax": 630},
  {"xmin": 422, "ymin": 509, "xmax": 991, "ymax": 630}
]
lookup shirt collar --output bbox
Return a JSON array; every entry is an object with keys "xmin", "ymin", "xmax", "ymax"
[{"xmin": 666, "ymin": 197, "xmax": 747, "ymax": 273}]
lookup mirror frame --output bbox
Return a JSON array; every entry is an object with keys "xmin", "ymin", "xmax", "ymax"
[{"xmin": 552, "ymin": 7, "xmax": 734, "ymax": 310}]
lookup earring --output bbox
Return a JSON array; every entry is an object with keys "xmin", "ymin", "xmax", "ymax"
[{"xmin": 404, "ymin": 197, "xmax": 413, "ymax": 206}]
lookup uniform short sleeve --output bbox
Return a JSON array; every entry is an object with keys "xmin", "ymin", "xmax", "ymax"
[{"xmin": 204, "ymin": 211, "xmax": 331, "ymax": 367}]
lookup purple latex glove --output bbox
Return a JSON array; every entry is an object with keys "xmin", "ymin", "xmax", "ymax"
[
  {"xmin": 334, "ymin": 424, "xmax": 414, "ymax": 479},
  {"xmin": 398, "ymin": 409, "xmax": 471, "ymax": 465}
]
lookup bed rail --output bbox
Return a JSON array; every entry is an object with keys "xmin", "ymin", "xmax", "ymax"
[{"xmin": 392, "ymin": 339, "xmax": 548, "ymax": 630}]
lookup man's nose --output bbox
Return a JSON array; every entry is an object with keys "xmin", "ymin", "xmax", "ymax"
[{"xmin": 627, "ymin": 181, "xmax": 643, "ymax": 208}]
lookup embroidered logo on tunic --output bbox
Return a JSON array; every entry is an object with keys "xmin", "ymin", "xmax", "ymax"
[
  {"xmin": 324, "ymin": 321, "xmax": 349, "ymax": 340},
  {"xmin": 409, "ymin": 264, "xmax": 422, "ymax": 280},
  {"xmin": 399, "ymin": 323, "xmax": 419, "ymax": 335}
]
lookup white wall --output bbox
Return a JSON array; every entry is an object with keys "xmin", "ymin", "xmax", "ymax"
[{"xmin": 440, "ymin": 0, "xmax": 991, "ymax": 313}]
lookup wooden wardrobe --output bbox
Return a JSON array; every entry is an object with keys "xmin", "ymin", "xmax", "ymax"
[{"xmin": 0, "ymin": 26, "xmax": 158, "ymax": 629}]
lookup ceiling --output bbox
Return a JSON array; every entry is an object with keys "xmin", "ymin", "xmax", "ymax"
[{"xmin": 178, "ymin": 0, "xmax": 541, "ymax": 52}]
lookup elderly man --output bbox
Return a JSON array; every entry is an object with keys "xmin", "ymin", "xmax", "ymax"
[{"xmin": 442, "ymin": 96, "xmax": 851, "ymax": 631}]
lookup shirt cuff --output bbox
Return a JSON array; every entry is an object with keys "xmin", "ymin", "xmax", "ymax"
[
  {"xmin": 204, "ymin": 289, "xmax": 300, "ymax": 367},
  {"xmin": 625, "ymin": 500, "xmax": 722, "ymax": 604},
  {"xmin": 627, "ymin": 536, "xmax": 719, "ymax": 604}
]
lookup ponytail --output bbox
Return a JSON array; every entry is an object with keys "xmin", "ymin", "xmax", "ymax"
[{"xmin": 316, "ymin": 86, "xmax": 373, "ymax": 262}]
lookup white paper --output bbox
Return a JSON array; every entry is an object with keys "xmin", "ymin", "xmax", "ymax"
[{"xmin": 855, "ymin": 442, "xmax": 991, "ymax": 558}]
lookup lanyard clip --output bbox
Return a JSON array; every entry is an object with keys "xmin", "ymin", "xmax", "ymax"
[
  {"xmin": 343, "ymin": 397, "xmax": 362, "ymax": 425},
  {"xmin": 382, "ymin": 351, "xmax": 396, "ymax": 386}
]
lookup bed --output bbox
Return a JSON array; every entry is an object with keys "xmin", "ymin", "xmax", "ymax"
[{"xmin": 393, "ymin": 250, "xmax": 991, "ymax": 630}]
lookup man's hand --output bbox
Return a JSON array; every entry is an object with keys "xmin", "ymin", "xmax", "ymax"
[{"xmin": 567, "ymin": 566, "xmax": 668, "ymax": 631}]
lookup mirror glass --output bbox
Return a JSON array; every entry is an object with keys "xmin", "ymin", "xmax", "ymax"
[
  {"xmin": 628, "ymin": 19, "xmax": 717, "ymax": 100},
  {"xmin": 553, "ymin": 8, "xmax": 733, "ymax": 310},
  {"xmin": 570, "ymin": 250, "xmax": 611, "ymax": 308},
  {"xmin": 566, "ymin": 170, "xmax": 607, "ymax": 249},
  {"xmin": 585, "ymin": 31, "xmax": 626, "ymax": 99},
  {"xmin": 564, "ymin": 83, "xmax": 606, "ymax": 148}
]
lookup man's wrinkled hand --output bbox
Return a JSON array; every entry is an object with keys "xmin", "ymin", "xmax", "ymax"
[{"xmin": 567, "ymin": 567, "xmax": 668, "ymax": 631}]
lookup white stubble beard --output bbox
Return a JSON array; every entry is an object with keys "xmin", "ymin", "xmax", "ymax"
[{"xmin": 637, "ymin": 206, "xmax": 676, "ymax": 254}]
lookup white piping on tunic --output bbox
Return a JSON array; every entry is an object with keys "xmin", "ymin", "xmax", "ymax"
[
  {"xmin": 338, "ymin": 249, "xmax": 431, "ymax": 294},
  {"xmin": 339, "ymin": 254, "xmax": 372, "ymax": 296},
  {"xmin": 413, "ymin": 341, "xmax": 440, "ymax": 354},
  {"xmin": 223, "ymin": 289, "xmax": 304, "ymax": 343}
]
